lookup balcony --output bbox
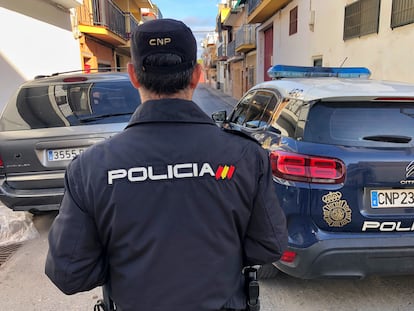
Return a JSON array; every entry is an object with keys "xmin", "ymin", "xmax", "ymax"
[
  {"xmin": 235, "ymin": 24, "xmax": 256, "ymax": 53},
  {"xmin": 246, "ymin": 0, "xmax": 291, "ymax": 23},
  {"xmin": 76, "ymin": 0, "xmax": 149, "ymax": 46},
  {"xmin": 217, "ymin": 44, "xmax": 228, "ymax": 61},
  {"xmin": 227, "ymin": 40, "xmax": 236, "ymax": 58},
  {"xmin": 125, "ymin": 12, "xmax": 140, "ymax": 39},
  {"xmin": 77, "ymin": 0, "xmax": 128, "ymax": 45},
  {"xmin": 53, "ymin": 0, "xmax": 83, "ymax": 9},
  {"xmin": 223, "ymin": 5, "xmax": 243, "ymax": 26}
]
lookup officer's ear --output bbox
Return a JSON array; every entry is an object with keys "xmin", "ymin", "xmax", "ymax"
[
  {"xmin": 189, "ymin": 63, "xmax": 202, "ymax": 90},
  {"xmin": 127, "ymin": 62, "xmax": 140, "ymax": 89}
]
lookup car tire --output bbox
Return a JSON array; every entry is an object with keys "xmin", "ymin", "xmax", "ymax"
[{"xmin": 257, "ymin": 263, "xmax": 279, "ymax": 279}]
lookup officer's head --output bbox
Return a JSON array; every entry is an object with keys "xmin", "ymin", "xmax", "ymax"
[{"xmin": 128, "ymin": 18, "xmax": 201, "ymax": 96}]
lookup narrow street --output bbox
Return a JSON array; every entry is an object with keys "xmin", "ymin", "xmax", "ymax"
[{"xmin": 193, "ymin": 82, "xmax": 238, "ymax": 116}]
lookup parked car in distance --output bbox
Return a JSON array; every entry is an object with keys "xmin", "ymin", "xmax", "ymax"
[
  {"xmin": 213, "ymin": 65, "xmax": 414, "ymax": 279},
  {"xmin": 0, "ymin": 71, "xmax": 141, "ymax": 214}
]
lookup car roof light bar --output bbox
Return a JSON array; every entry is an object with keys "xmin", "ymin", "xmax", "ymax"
[{"xmin": 267, "ymin": 65, "xmax": 371, "ymax": 79}]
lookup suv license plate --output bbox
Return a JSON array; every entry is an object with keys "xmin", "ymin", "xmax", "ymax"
[
  {"xmin": 47, "ymin": 148, "xmax": 86, "ymax": 162},
  {"xmin": 371, "ymin": 189, "xmax": 414, "ymax": 208}
]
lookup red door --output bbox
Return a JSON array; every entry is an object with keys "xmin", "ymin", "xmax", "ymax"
[{"xmin": 264, "ymin": 27, "xmax": 273, "ymax": 81}]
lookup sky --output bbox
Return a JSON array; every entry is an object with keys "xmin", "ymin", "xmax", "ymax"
[{"xmin": 153, "ymin": 0, "xmax": 220, "ymax": 58}]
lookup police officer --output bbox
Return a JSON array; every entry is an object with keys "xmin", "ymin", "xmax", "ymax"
[{"xmin": 45, "ymin": 18, "xmax": 288, "ymax": 311}]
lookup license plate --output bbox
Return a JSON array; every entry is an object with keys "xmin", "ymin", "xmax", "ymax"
[
  {"xmin": 47, "ymin": 147, "xmax": 86, "ymax": 162},
  {"xmin": 371, "ymin": 189, "xmax": 414, "ymax": 208}
]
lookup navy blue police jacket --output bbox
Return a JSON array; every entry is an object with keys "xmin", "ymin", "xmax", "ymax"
[{"xmin": 45, "ymin": 98, "xmax": 288, "ymax": 311}]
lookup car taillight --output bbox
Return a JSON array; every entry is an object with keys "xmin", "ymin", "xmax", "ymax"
[
  {"xmin": 280, "ymin": 250, "xmax": 297, "ymax": 263},
  {"xmin": 0, "ymin": 155, "xmax": 3, "ymax": 169},
  {"xmin": 270, "ymin": 151, "xmax": 345, "ymax": 184}
]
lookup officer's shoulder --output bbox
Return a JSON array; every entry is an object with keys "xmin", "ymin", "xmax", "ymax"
[{"xmin": 222, "ymin": 127, "xmax": 260, "ymax": 145}]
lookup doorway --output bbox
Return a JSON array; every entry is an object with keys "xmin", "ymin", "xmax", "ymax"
[{"xmin": 264, "ymin": 27, "xmax": 273, "ymax": 81}]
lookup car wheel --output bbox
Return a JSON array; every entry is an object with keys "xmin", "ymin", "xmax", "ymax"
[{"xmin": 257, "ymin": 263, "xmax": 279, "ymax": 279}]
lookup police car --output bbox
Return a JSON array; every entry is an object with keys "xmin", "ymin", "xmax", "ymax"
[{"xmin": 213, "ymin": 65, "xmax": 414, "ymax": 279}]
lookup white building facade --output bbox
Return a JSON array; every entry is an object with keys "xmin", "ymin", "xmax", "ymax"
[
  {"xmin": 255, "ymin": 0, "xmax": 414, "ymax": 84},
  {"xmin": 0, "ymin": 0, "xmax": 82, "ymax": 110}
]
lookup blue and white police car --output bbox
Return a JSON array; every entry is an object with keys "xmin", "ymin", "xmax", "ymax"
[{"xmin": 213, "ymin": 65, "xmax": 414, "ymax": 279}]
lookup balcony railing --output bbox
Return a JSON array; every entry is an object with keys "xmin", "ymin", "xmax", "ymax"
[
  {"xmin": 247, "ymin": 0, "xmax": 262, "ymax": 15},
  {"xmin": 235, "ymin": 24, "xmax": 256, "ymax": 52},
  {"xmin": 77, "ymin": 0, "xmax": 128, "ymax": 40},
  {"xmin": 246, "ymin": 0, "xmax": 291, "ymax": 23},
  {"xmin": 227, "ymin": 40, "xmax": 236, "ymax": 58},
  {"xmin": 125, "ymin": 12, "xmax": 140, "ymax": 39},
  {"xmin": 218, "ymin": 44, "xmax": 225, "ymax": 57},
  {"xmin": 217, "ymin": 43, "xmax": 229, "ymax": 61},
  {"xmin": 93, "ymin": 0, "xmax": 126, "ymax": 38}
]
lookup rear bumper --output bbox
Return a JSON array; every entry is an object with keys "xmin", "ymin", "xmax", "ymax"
[
  {"xmin": 0, "ymin": 181, "xmax": 63, "ymax": 212},
  {"xmin": 275, "ymin": 233, "xmax": 414, "ymax": 279}
]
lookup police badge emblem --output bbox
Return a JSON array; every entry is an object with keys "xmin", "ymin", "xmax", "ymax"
[{"xmin": 322, "ymin": 191, "xmax": 352, "ymax": 227}]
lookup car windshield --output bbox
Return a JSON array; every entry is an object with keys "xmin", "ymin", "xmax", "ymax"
[
  {"xmin": 0, "ymin": 80, "xmax": 140, "ymax": 131},
  {"xmin": 304, "ymin": 101, "xmax": 414, "ymax": 147}
]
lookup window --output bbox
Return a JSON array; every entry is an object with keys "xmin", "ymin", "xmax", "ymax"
[
  {"xmin": 272, "ymin": 98, "xmax": 304, "ymax": 138},
  {"xmin": 244, "ymin": 92, "xmax": 277, "ymax": 128},
  {"xmin": 229, "ymin": 91, "xmax": 277, "ymax": 129},
  {"xmin": 289, "ymin": 6, "xmax": 298, "ymax": 35},
  {"xmin": 230, "ymin": 92, "xmax": 255, "ymax": 126},
  {"xmin": 98, "ymin": 63, "xmax": 112, "ymax": 72},
  {"xmin": 0, "ymin": 80, "xmax": 140, "ymax": 131},
  {"xmin": 343, "ymin": 0, "xmax": 380, "ymax": 40},
  {"xmin": 313, "ymin": 58, "xmax": 323, "ymax": 67},
  {"xmin": 247, "ymin": 67, "xmax": 255, "ymax": 90},
  {"xmin": 304, "ymin": 101, "xmax": 414, "ymax": 147},
  {"xmin": 391, "ymin": 0, "xmax": 414, "ymax": 28}
]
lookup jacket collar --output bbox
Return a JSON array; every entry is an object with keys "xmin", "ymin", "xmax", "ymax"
[{"xmin": 126, "ymin": 98, "xmax": 216, "ymax": 129}]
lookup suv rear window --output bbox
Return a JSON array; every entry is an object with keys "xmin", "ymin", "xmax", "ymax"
[
  {"xmin": 304, "ymin": 101, "xmax": 414, "ymax": 147},
  {"xmin": 0, "ymin": 80, "xmax": 140, "ymax": 131}
]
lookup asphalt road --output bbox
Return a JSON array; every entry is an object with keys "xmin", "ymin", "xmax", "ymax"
[
  {"xmin": 193, "ymin": 82, "xmax": 238, "ymax": 116},
  {"xmin": 1, "ymin": 84, "xmax": 414, "ymax": 310}
]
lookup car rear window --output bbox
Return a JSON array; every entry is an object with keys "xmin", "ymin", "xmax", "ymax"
[
  {"xmin": 0, "ymin": 80, "xmax": 140, "ymax": 131},
  {"xmin": 304, "ymin": 101, "xmax": 414, "ymax": 147}
]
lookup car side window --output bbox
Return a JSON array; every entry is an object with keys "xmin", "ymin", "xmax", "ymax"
[
  {"xmin": 244, "ymin": 91, "xmax": 274, "ymax": 128},
  {"xmin": 271, "ymin": 98, "xmax": 303, "ymax": 137},
  {"xmin": 230, "ymin": 90, "xmax": 278, "ymax": 129},
  {"xmin": 255, "ymin": 94, "xmax": 278, "ymax": 128},
  {"xmin": 229, "ymin": 91, "xmax": 255, "ymax": 125}
]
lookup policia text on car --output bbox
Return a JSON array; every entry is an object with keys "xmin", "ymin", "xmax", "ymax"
[{"xmin": 45, "ymin": 18, "xmax": 287, "ymax": 311}]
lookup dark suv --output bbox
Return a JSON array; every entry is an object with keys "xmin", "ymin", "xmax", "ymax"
[
  {"xmin": 0, "ymin": 72, "xmax": 141, "ymax": 213},
  {"xmin": 213, "ymin": 65, "xmax": 414, "ymax": 279}
]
